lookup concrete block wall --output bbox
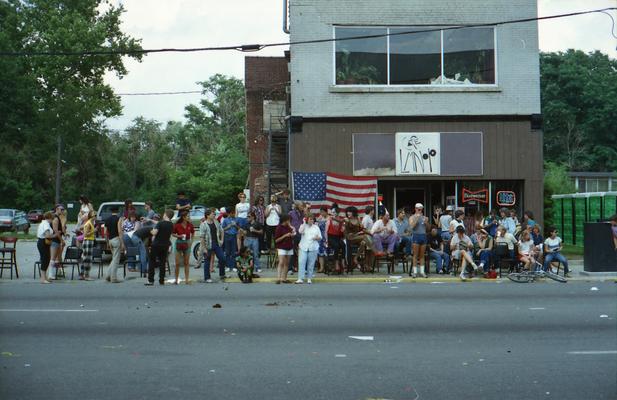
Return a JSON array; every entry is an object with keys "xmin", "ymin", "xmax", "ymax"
[{"xmin": 289, "ymin": 0, "xmax": 540, "ymax": 117}]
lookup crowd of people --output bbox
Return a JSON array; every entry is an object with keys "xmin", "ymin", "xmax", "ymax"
[{"xmin": 33, "ymin": 189, "xmax": 603, "ymax": 285}]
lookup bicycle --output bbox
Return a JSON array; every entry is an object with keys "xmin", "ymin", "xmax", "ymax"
[{"xmin": 507, "ymin": 261, "xmax": 567, "ymax": 283}]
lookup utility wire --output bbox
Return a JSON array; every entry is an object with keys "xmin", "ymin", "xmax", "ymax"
[
  {"xmin": 0, "ymin": 7, "xmax": 615, "ymax": 57},
  {"xmin": 117, "ymin": 90, "xmax": 202, "ymax": 96}
]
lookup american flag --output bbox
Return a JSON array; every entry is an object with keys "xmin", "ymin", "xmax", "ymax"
[{"xmin": 292, "ymin": 172, "xmax": 377, "ymax": 214}]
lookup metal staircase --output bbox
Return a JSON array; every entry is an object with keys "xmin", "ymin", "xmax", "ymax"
[{"xmin": 268, "ymin": 114, "xmax": 289, "ymax": 198}]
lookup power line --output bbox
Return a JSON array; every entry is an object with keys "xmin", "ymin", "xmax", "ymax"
[
  {"xmin": 117, "ymin": 90, "xmax": 202, "ymax": 96},
  {"xmin": 0, "ymin": 7, "xmax": 615, "ymax": 57}
]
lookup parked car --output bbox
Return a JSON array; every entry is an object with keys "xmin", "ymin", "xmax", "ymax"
[
  {"xmin": 27, "ymin": 209, "xmax": 44, "ymax": 223},
  {"xmin": 0, "ymin": 209, "xmax": 31, "ymax": 233},
  {"xmin": 95, "ymin": 201, "xmax": 146, "ymax": 252}
]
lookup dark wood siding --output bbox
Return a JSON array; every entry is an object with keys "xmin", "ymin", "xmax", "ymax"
[{"xmin": 290, "ymin": 119, "xmax": 543, "ymax": 223}]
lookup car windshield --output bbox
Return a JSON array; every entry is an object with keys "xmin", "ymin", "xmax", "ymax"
[{"xmin": 0, "ymin": 209, "xmax": 13, "ymax": 217}]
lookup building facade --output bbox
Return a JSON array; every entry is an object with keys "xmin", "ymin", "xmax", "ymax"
[{"xmin": 287, "ymin": 0, "xmax": 543, "ymax": 221}]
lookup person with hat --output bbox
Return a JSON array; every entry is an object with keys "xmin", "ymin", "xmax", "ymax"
[
  {"xmin": 276, "ymin": 189, "xmax": 294, "ymax": 216},
  {"xmin": 450, "ymin": 225, "xmax": 478, "ymax": 281},
  {"xmin": 409, "ymin": 203, "xmax": 429, "ymax": 278},
  {"xmin": 475, "ymin": 228, "xmax": 494, "ymax": 273}
]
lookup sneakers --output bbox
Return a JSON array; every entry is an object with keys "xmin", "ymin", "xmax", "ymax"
[
  {"xmin": 205, "ymin": 279, "xmax": 213, "ymax": 283},
  {"xmin": 307, "ymin": 279, "xmax": 312, "ymax": 284},
  {"xmin": 294, "ymin": 279, "xmax": 303, "ymax": 284},
  {"xmin": 144, "ymin": 281, "xmax": 154, "ymax": 286},
  {"xmin": 459, "ymin": 272, "xmax": 468, "ymax": 281},
  {"xmin": 256, "ymin": 268, "xmax": 262, "ymax": 273}
]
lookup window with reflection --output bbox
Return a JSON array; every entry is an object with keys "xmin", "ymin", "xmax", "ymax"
[
  {"xmin": 390, "ymin": 28, "xmax": 441, "ymax": 85},
  {"xmin": 335, "ymin": 27, "xmax": 387, "ymax": 85},
  {"xmin": 443, "ymin": 27, "xmax": 495, "ymax": 84},
  {"xmin": 334, "ymin": 26, "xmax": 496, "ymax": 86}
]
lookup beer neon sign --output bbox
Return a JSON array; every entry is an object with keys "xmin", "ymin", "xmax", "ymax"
[
  {"xmin": 461, "ymin": 188, "xmax": 489, "ymax": 204},
  {"xmin": 496, "ymin": 191, "xmax": 516, "ymax": 206}
]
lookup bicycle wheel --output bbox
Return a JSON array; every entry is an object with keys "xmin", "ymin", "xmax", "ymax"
[
  {"xmin": 192, "ymin": 242, "xmax": 201, "ymax": 261},
  {"xmin": 544, "ymin": 269, "xmax": 567, "ymax": 283},
  {"xmin": 508, "ymin": 272, "xmax": 533, "ymax": 283}
]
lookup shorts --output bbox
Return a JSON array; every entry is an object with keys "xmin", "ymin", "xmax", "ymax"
[
  {"xmin": 412, "ymin": 234, "xmax": 427, "ymax": 245},
  {"xmin": 277, "ymin": 249, "xmax": 294, "ymax": 256},
  {"xmin": 175, "ymin": 244, "xmax": 191, "ymax": 255},
  {"xmin": 51, "ymin": 241, "xmax": 61, "ymax": 249}
]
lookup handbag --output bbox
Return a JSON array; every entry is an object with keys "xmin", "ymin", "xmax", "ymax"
[{"xmin": 44, "ymin": 238, "xmax": 52, "ymax": 245}]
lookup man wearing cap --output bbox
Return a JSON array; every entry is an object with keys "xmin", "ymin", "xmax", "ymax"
[
  {"xmin": 409, "ymin": 203, "xmax": 429, "ymax": 278},
  {"xmin": 450, "ymin": 225, "xmax": 478, "ymax": 281},
  {"xmin": 277, "ymin": 189, "xmax": 294, "ymax": 216},
  {"xmin": 370, "ymin": 213, "xmax": 398, "ymax": 256}
]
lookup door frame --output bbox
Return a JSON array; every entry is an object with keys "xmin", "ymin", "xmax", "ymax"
[{"xmin": 393, "ymin": 187, "xmax": 427, "ymax": 214}]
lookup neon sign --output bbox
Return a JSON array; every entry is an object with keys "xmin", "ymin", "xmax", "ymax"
[
  {"xmin": 461, "ymin": 188, "xmax": 489, "ymax": 204},
  {"xmin": 496, "ymin": 191, "xmax": 516, "ymax": 206}
]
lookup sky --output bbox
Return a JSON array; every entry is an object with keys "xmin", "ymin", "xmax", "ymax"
[{"xmin": 104, "ymin": 0, "xmax": 617, "ymax": 130}]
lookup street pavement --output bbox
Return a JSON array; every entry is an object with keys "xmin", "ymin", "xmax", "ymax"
[{"xmin": 0, "ymin": 279, "xmax": 615, "ymax": 400}]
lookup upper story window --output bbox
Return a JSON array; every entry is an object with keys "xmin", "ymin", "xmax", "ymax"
[{"xmin": 335, "ymin": 26, "xmax": 496, "ymax": 86}]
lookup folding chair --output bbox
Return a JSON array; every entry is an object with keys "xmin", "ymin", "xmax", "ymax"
[
  {"xmin": 494, "ymin": 243, "xmax": 516, "ymax": 277},
  {"xmin": 122, "ymin": 247, "xmax": 139, "ymax": 273},
  {"xmin": 62, "ymin": 246, "xmax": 83, "ymax": 280},
  {"xmin": 0, "ymin": 236, "xmax": 19, "ymax": 279}
]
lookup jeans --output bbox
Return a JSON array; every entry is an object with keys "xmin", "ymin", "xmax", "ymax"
[
  {"xmin": 204, "ymin": 241, "xmax": 226, "ymax": 279},
  {"xmin": 244, "ymin": 237, "xmax": 260, "ymax": 270},
  {"xmin": 298, "ymin": 249, "xmax": 318, "ymax": 280},
  {"xmin": 223, "ymin": 234, "xmax": 237, "ymax": 269},
  {"xmin": 123, "ymin": 234, "xmax": 148, "ymax": 272},
  {"xmin": 399, "ymin": 236, "xmax": 412, "ymax": 255},
  {"xmin": 477, "ymin": 250, "xmax": 492, "ymax": 272},
  {"xmin": 105, "ymin": 236, "xmax": 121, "ymax": 281},
  {"xmin": 543, "ymin": 252, "xmax": 569, "ymax": 274},
  {"xmin": 37, "ymin": 239, "xmax": 51, "ymax": 272},
  {"xmin": 430, "ymin": 250, "xmax": 450, "ymax": 273}
]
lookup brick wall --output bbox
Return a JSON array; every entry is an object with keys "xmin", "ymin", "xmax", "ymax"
[{"xmin": 245, "ymin": 56, "xmax": 288, "ymax": 200}]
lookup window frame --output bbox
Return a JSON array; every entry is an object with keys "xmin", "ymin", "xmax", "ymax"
[{"xmin": 333, "ymin": 25, "xmax": 498, "ymax": 88}]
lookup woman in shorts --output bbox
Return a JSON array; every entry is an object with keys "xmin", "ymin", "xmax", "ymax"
[
  {"xmin": 409, "ymin": 203, "xmax": 429, "ymax": 278},
  {"xmin": 172, "ymin": 212, "xmax": 195, "ymax": 284},
  {"xmin": 274, "ymin": 215, "xmax": 295, "ymax": 284}
]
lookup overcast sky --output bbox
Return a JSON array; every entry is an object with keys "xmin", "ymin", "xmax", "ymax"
[{"xmin": 105, "ymin": 0, "xmax": 617, "ymax": 130}]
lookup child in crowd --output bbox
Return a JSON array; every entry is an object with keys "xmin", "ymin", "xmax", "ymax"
[{"xmin": 235, "ymin": 246, "xmax": 254, "ymax": 283}]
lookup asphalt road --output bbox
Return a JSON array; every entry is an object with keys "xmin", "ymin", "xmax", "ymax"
[{"xmin": 0, "ymin": 281, "xmax": 615, "ymax": 400}]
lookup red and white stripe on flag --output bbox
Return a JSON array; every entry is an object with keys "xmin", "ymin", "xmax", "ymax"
[{"xmin": 306, "ymin": 172, "xmax": 377, "ymax": 215}]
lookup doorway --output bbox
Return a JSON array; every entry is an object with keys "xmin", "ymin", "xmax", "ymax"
[{"xmin": 395, "ymin": 188, "xmax": 425, "ymax": 214}]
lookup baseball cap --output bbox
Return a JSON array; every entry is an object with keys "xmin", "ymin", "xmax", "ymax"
[
  {"xmin": 415, "ymin": 203, "xmax": 424, "ymax": 209},
  {"xmin": 445, "ymin": 205, "xmax": 454, "ymax": 211}
]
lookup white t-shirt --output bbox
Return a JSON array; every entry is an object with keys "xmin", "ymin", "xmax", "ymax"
[
  {"xmin": 544, "ymin": 237, "xmax": 562, "ymax": 253},
  {"xmin": 265, "ymin": 204, "xmax": 281, "ymax": 226},
  {"xmin": 298, "ymin": 223, "xmax": 322, "ymax": 252},
  {"xmin": 450, "ymin": 234, "xmax": 472, "ymax": 250},
  {"xmin": 37, "ymin": 220, "xmax": 53, "ymax": 239},
  {"xmin": 370, "ymin": 219, "xmax": 396, "ymax": 235},
  {"xmin": 361, "ymin": 215, "xmax": 374, "ymax": 231},
  {"xmin": 495, "ymin": 232, "xmax": 517, "ymax": 250},
  {"xmin": 439, "ymin": 214, "xmax": 452, "ymax": 231},
  {"xmin": 518, "ymin": 239, "xmax": 534, "ymax": 255},
  {"xmin": 236, "ymin": 202, "xmax": 250, "ymax": 218}
]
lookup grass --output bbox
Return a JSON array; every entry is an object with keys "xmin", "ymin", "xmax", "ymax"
[{"xmin": 0, "ymin": 231, "xmax": 37, "ymax": 240}]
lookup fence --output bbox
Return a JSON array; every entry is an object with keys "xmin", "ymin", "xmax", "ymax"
[{"xmin": 551, "ymin": 192, "xmax": 617, "ymax": 247}]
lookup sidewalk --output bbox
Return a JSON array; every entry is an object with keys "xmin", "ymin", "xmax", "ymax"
[{"xmin": 6, "ymin": 239, "xmax": 615, "ymax": 284}]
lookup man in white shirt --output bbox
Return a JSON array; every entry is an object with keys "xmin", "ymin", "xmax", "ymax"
[
  {"xmin": 370, "ymin": 213, "xmax": 398, "ymax": 256},
  {"xmin": 361, "ymin": 205, "xmax": 375, "ymax": 232},
  {"xmin": 393, "ymin": 208, "xmax": 412, "ymax": 257}
]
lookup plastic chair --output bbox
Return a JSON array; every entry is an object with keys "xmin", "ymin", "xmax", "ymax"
[
  {"xmin": 0, "ymin": 236, "xmax": 19, "ymax": 279},
  {"xmin": 92, "ymin": 247, "xmax": 104, "ymax": 278}
]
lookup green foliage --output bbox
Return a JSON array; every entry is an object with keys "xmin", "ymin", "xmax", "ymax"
[
  {"xmin": 543, "ymin": 161, "xmax": 576, "ymax": 228},
  {"xmin": 0, "ymin": 0, "xmax": 142, "ymax": 210},
  {"xmin": 541, "ymin": 50, "xmax": 617, "ymax": 172}
]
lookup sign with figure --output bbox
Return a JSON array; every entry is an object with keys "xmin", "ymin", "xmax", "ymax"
[{"xmin": 395, "ymin": 132, "xmax": 441, "ymax": 176}]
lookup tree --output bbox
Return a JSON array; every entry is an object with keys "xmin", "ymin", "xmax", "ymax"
[
  {"xmin": 541, "ymin": 50, "xmax": 617, "ymax": 172},
  {"xmin": 543, "ymin": 161, "xmax": 576, "ymax": 228},
  {"xmin": 0, "ymin": 0, "xmax": 143, "ymax": 210}
]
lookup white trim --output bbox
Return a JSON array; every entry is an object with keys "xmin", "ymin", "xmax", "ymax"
[
  {"xmin": 329, "ymin": 85, "xmax": 501, "ymax": 93},
  {"xmin": 386, "ymin": 27, "xmax": 391, "ymax": 85},
  {"xmin": 493, "ymin": 26, "xmax": 499, "ymax": 86},
  {"xmin": 332, "ymin": 25, "xmax": 336, "ymax": 85},
  {"xmin": 440, "ymin": 29, "xmax": 445, "ymax": 84}
]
